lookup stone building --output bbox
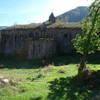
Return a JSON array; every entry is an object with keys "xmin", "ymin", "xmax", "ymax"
[{"xmin": 0, "ymin": 17, "xmax": 81, "ymax": 59}]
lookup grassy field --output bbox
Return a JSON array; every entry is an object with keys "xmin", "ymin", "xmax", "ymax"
[{"xmin": 0, "ymin": 55, "xmax": 100, "ymax": 100}]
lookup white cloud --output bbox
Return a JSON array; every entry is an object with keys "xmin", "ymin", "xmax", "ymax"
[{"xmin": 45, "ymin": 0, "xmax": 95, "ymax": 16}]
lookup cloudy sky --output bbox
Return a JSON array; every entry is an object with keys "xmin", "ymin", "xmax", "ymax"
[{"xmin": 0, "ymin": 0, "xmax": 94, "ymax": 26}]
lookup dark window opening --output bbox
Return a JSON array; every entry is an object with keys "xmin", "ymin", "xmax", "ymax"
[{"xmin": 64, "ymin": 34, "xmax": 68, "ymax": 38}]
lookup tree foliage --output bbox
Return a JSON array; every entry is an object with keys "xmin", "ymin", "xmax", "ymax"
[
  {"xmin": 72, "ymin": 0, "xmax": 100, "ymax": 73},
  {"xmin": 73, "ymin": 0, "xmax": 100, "ymax": 55}
]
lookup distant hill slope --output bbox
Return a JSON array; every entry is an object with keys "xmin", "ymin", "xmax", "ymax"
[
  {"xmin": 0, "ymin": 26, "xmax": 7, "ymax": 30},
  {"xmin": 57, "ymin": 6, "xmax": 89, "ymax": 22}
]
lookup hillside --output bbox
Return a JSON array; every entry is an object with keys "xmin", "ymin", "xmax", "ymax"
[{"xmin": 57, "ymin": 6, "xmax": 89, "ymax": 22}]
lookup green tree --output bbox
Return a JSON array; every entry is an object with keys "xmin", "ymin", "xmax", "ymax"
[{"xmin": 73, "ymin": 0, "xmax": 100, "ymax": 74}]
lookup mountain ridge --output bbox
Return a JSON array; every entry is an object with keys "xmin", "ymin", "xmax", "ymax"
[{"xmin": 57, "ymin": 6, "xmax": 89, "ymax": 22}]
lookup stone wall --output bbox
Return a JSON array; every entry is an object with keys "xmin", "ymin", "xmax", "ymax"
[
  {"xmin": 26, "ymin": 38, "xmax": 56, "ymax": 59},
  {"xmin": 0, "ymin": 27, "xmax": 81, "ymax": 59}
]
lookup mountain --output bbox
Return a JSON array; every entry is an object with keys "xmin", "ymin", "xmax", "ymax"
[
  {"xmin": 0, "ymin": 26, "xmax": 7, "ymax": 30},
  {"xmin": 57, "ymin": 6, "xmax": 89, "ymax": 22}
]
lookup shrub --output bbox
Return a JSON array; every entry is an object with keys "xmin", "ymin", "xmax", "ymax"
[
  {"xmin": 0, "ymin": 64, "xmax": 5, "ymax": 68},
  {"xmin": 58, "ymin": 68, "xmax": 66, "ymax": 74}
]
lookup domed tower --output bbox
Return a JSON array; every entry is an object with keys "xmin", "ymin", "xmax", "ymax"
[{"xmin": 49, "ymin": 12, "xmax": 56, "ymax": 23}]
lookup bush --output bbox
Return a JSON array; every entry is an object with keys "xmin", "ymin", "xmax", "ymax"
[
  {"xmin": 0, "ymin": 64, "xmax": 5, "ymax": 68},
  {"xmin": 58, "ymin": 68, "xmax": 66, "ymax": 74}
]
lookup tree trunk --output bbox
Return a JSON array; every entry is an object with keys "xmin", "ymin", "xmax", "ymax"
[{"xmin": 78, "ymin": 54, "xmax": 87, "ymax": 75}]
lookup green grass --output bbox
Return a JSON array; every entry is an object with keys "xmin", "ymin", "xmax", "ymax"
[
  {"xmin": 0, "ymin": 55, "xmax": 100, "ymax": 100},
  {"xmin": 0, "ymin": 65, "xmax": 77, "ymax": 100}
]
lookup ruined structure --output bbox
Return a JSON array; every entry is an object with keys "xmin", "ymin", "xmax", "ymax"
[{"xmin": 0, "ymin": 15, "xmax": 81, "ymax": 59}]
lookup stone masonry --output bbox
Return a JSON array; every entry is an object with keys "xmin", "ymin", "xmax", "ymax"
[{"xmin": 0, "ymin": 26, "xmax": 81, "ymax": 59}]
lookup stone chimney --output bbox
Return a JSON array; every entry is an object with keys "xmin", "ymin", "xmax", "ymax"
[{"xmin": 49, "ymin": 12, "xmax": 56, "ymax": 24}]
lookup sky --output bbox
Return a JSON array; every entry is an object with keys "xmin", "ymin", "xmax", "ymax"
[{"xmin": 0, "ymin": 0, "xmax": 94, "ymax": 26}]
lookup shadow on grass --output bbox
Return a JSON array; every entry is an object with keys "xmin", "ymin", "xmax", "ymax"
[
  {"xmin": 47, "ymin": 77, "xmax": 100, "ymax": 100},
  {"xmin": 30, "ymin": 96, "xmax": 42, "ymax": 100},
  {"xmin": 0, "ymin": 54, "xmax": 80, "ymax": 69},
  {"xmin": 0, "ymin": 52, "xmax": 99, "ymax": 69},
  {"xmin": 88, "ymin": 52, "xmax": 100, "ymax": 64}
]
